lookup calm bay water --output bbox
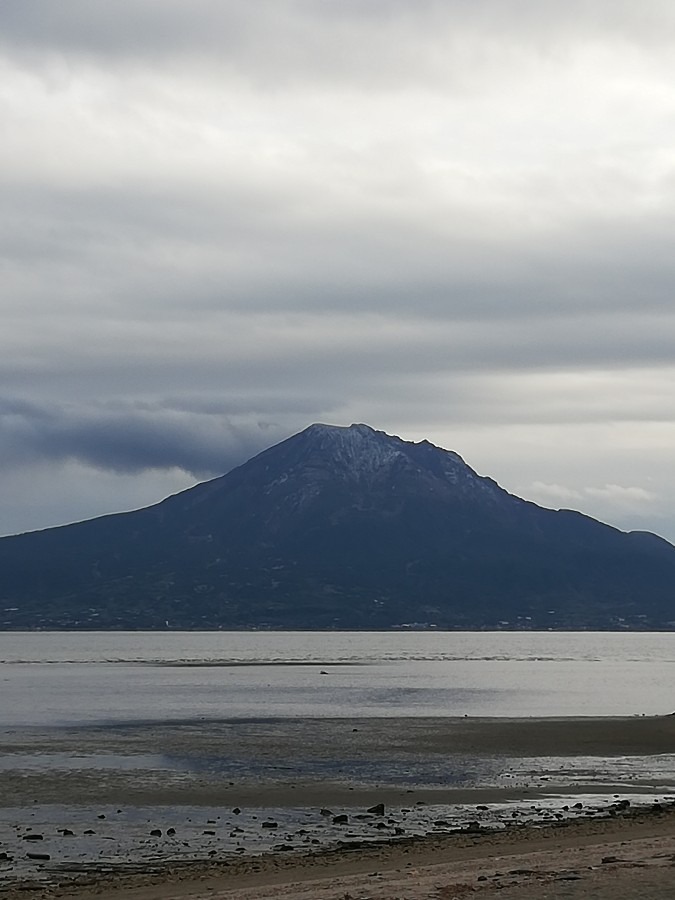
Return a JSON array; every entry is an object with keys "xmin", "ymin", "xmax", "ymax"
[{"xmin": 1, "ymin": 631, "xmax": 674, "ymax": 726}]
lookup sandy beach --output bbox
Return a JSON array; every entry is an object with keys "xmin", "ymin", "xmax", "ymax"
[
  {"xmin": 1, "ymin": 716, "xmax": 675, "ymax": 898},
  {"xmin": 72, "ymin": 807, "xmax": 675, "ymax": 900}
]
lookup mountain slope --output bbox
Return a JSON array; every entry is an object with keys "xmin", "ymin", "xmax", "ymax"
[{"xmin": 1, "ymin": 423, "xmax": 674, "ymax": 630}]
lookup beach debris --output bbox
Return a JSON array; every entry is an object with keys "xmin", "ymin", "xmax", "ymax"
[{"xmin": 367, "ymin": 803, "xmax": 385, "ymax": 816}]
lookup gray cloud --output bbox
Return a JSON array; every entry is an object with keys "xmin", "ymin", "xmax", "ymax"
[
  {"xmin": 1, "ymin": 0, "xmax": 675, "ymax": 541},
  {"xmin": 0, "ymin": 397, "xmax": 302, "ymax": 477},
  {"xmin": 3, "ymin": 1, "xmax": 673, "ymax": 79}
]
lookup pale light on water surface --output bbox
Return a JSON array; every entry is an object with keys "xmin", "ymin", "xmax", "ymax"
[{"xmin": 0, "ymin": 631, "xmax": 673, "ymax": 726}]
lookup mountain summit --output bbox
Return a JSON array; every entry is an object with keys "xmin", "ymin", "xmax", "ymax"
[{"xmin": 1, "ymin": 423, "xmax": 674, "ymax": 630}]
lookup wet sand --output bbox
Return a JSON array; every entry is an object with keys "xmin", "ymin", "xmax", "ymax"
[{"xmin": 1, "ymin": 716, "xmax": 675, "ymax": 898}]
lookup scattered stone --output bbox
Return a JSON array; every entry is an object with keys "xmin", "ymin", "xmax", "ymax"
[
  {"xmin": 320, "ymin": 808, "xmax": 333, "ymax": 817},
  {"xmin": 262, "ymin": 821, "xmax": 278, "ymax": 829},
  {"xmin": 26, "ymin": 852, "xmax": 50, "ymax": 861},
  {"xmin": 166, "ymin": 827, "xmax": 176, "ymax": 836},
  {"xmin": 97, "ymin": 814, "xmax": 106, "ymax": 819},
  {"xmin": 367, "ymin": 803, "xmax": 385, "ymax": 816},
  {"xmin": 333, "ymin": 815, "xmax": 349, "ymax": 825},
  {"xmin": 150, "ymin": 829, "xmax": 162, "ymax": 837},
  {"xmin": 22, "ymin": 834, "xmax": 44, "ymax": 841},
  {"xmin": 83, "ymin": 829, "xmax": 96, "ymax": 835},
  {"xmin": 58, "ymin": 828, "xmax": 75, "ymax": 836},
  {"xmin": 232, "ymin": 807, "xmax": 241, "ymax": 815},
  {"xmin": 203, "ymin": 830, "xmax": 216, "ymax": 836}
]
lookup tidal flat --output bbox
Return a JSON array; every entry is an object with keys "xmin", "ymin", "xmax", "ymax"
[{"xmin": 2, "ymin": 715, "xmax": 675, "ymax": 896}]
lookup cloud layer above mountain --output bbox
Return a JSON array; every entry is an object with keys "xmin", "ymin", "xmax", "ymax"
[{"xmin": 2, "ymin": 0, "xmax": 675, "ymax": 539}]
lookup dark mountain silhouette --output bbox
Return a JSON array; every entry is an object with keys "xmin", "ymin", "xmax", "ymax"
[{"xmin": 1, "ymin": 423, "xmax": 674, "ymax": 630}]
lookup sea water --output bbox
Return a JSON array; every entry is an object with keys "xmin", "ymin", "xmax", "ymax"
[{"xmin": 1, "ymin": 631, "xmax": 674, "ymax": 727}]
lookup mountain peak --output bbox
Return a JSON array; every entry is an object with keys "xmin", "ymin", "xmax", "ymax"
[
  {"xmin": 305, "ymin": 422, "xmax": 375, "ymax": 436},
  {"xmin": 294, "ymin": 422, "xmax": 473, "ymax": 483},
  {"xmin": 294, "ymin": 422, "xmax": 407, "ymax": 477},
  {"xmin": 302, "ymin": 422, "xmax": 383, "ymax": 444}
]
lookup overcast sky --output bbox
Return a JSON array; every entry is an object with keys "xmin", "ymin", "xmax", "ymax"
[{"xmin": 2, "ymin": 0, "xmax": 675, "ymax": 542}]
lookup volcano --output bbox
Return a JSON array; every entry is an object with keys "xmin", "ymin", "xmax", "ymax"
[{"xmin": 1, "ymin": 423, "xmax": 674, "ymax": 630}]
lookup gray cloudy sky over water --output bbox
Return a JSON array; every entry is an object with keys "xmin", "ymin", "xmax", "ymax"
[{"xmin": 2, "ymin": 0, "xmax": 675, "ymax": 540}]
